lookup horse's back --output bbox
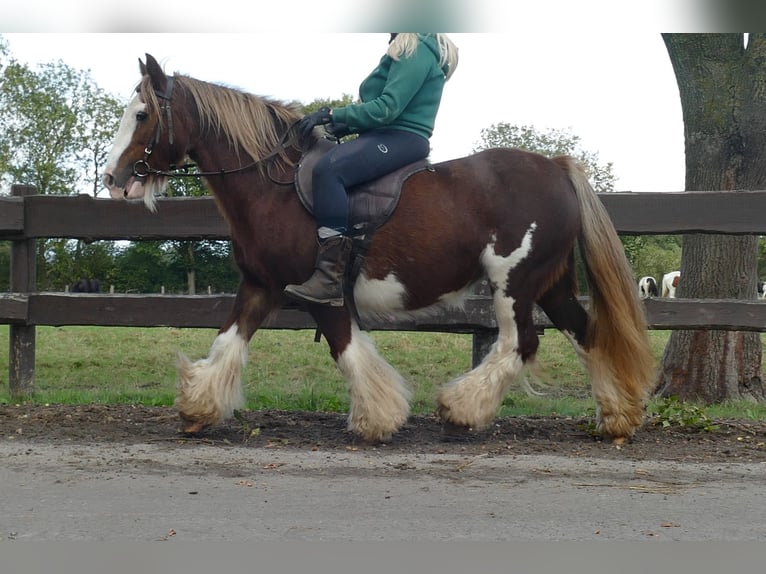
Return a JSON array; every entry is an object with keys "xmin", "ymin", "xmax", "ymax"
[
  {"xmin": 360, "ymin": 147, "xmax": 583, "ymax": 307},
  {"xmin": 400, "ymin": 148, "xmax": 579, "ymax": 220}
]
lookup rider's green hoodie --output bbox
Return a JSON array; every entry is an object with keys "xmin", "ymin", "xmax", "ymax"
[{"xmin": 331, "ymin": 34, "xmax": 449, "ymax": 140}]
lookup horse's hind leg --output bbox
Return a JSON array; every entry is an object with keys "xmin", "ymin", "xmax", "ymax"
[
  {"xmin": 176, "ymin": 280, "xmax": 279, "ymax": 433},
  {"xmin": 538, "ymin": 278, "xmax": 644, "ymax": 441},
  {"xmin": 537, "ymin": 277, "xmax": 590, "ymax": 367},
  {"xmin": 436, "ymin": 287, "xmax": 537, "ymax": 431},
  {"xmin": 310, "ymin": 305, "xmax": 411, "ymax": 442}
]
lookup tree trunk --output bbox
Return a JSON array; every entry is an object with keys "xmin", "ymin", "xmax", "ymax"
[{"xmin": 657, "ymin": 34, "xmax": 765, "ymax": 402}]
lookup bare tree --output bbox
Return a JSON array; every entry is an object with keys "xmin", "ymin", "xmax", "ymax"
[{"xmin": 658, "ymin": 34, "xmax": 765, "ymax": 402}]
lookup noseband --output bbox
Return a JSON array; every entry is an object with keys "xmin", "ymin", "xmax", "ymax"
[{"xmin": 132, "ymin": 76, "xmax": 304, "ymax": 184}]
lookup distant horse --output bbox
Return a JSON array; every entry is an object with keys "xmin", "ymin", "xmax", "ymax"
[
  {"xmin": 661, "ymin": 271, "xmax": 680, "ymax": 298},
  {"xmin": 101, "ymin": 54, "xmax": 655, "ymax": 443},
  {"xmin": 71, "ymin": 278, "xmax": 101, "ymax": 293},
  {"xmin": 637, "ymin": 276, "xmax": 659, "ymax": 299},
  {"xmin": 758, "ymin": 281, "xmax": 766, "ymax": 299}
]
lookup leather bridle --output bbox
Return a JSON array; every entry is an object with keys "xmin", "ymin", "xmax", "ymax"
[{"xmin": 132, "ymin": 77, "xmax": 304, "ymax": 185}]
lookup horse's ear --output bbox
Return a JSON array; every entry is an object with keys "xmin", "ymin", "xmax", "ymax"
[
  {"xmin": 139, "ymin": 56, "xmax": 147, "ymax": 76},
  {"xmin": 141, "ymin": 53, "xmax": 167, "ymax": 92}
]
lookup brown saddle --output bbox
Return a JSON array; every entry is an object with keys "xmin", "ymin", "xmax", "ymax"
[{"xmin": 295, "ymin": 138, "xmax": 433, "ymax": 240}]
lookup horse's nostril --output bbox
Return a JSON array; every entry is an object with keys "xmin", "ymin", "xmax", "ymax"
[{"xmin": 102, "ymin": 173, "xmax": 114, "ymax": 188}]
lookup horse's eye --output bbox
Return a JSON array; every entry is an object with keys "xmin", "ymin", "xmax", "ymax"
[{"xmin": 136, "ymin": 111, "xmax": 149, "ymax": 121}]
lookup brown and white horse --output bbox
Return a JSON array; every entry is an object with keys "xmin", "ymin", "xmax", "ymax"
[
  {"xmin": 102, "ymin": 54, "xmax": 655, "ymax": 443},
  {"xmin": 661, "ymin": 271, "xmax": 681, "ymax": 298}
]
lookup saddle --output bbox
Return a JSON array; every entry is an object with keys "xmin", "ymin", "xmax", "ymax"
[{"xmin": 295, "ymin": 137, "xmax": 433, "ymax": 281}]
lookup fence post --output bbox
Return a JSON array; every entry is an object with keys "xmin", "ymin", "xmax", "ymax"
[
  {"xmin": 472, "ymin": 328, "xmax": 498, "ymax": 368},
  {"xmin": 9, "ymin": 184, "xmax": 37, "ymax": 398}
]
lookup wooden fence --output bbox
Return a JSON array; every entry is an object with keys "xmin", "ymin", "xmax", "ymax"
[{"xmin": 4, "ymin": 184, "xmax": 766, "ymax": 396}]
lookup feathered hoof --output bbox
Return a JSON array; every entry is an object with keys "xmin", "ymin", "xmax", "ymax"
[
  {"xmin": 436, "ymin": 400, "xmax": 492, "ymax": 431},
  {"xmin": 597, "ymin": 411, "xmax": 643, "ymax": 443},
  {"xmin": 347, "ymin": 420, "xmax": 397, "ymax": 444},
  {"xmin": 177, "ymin": 408, "xmax": 219, "ymax": 435}
]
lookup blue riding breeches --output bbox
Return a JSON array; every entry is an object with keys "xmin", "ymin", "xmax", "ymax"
[{"xmin": 311, "ymin": 129, "xmax": 430, "ymax": 233}]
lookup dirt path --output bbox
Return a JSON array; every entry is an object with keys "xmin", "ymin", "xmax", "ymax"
[
  {"xmin": 2, "ymin": 405, "xmax": 766, "ymax": 541},
  {"xmin": 2, "ymin": 404, "xmax": 765, "ymax": 463}
]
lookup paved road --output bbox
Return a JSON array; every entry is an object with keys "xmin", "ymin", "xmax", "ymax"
[{"xmin": 2, "ymin": 441, "xmax": 765, "ymax": 541}]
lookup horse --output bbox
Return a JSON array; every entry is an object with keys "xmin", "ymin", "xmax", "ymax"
[
  {"xmin": 101, "ymin": 54, "xmax": 655, "ymax": 443},
  {"xmin": 71, "ymin": 278, "xmax": 101, "ymax": 293},
  {"xmin": 661, "ymin": 271, "xmax": 680, "ymax": 298},
  {"xmin": 758, "ymin": 281, "xmax": 766, "ymax": 299},
  {"xmin": 637, "ymin": 276, "xmax": 658, "ymax": 299}
]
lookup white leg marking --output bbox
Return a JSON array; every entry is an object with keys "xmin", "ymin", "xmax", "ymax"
[
  {"xmin": 175, "ymin": 324, "xmax": 248, "ymax": 426},
  {"xmin": 336, "ymin": 322, "xmax": 411, "ymax": 442},
  {"xmin": 437, "ymin": 226, "xmax": 537, "ymax": 429},
  {"xmin": 437, "ymin": 292, "xmax": 524, "ymax": 429}
]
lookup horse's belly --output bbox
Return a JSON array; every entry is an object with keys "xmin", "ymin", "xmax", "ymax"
[{"xmin": 353, "ymin": 271, "xmax": 474, "ymax": 318}]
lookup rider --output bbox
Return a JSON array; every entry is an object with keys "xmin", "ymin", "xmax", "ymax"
[{"xmin": 283, "ymin": 33, "xmax": 459, "ymax": 306}]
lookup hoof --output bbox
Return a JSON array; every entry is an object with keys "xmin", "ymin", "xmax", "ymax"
[{"xmin": 178, "ymin": 413, "xmax": 210, "ymax": 435}]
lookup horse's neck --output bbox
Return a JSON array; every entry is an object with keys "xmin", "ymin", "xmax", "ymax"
[{"xmin": 190, "ymin": 135, "xmax": 308, "ymax": 238}]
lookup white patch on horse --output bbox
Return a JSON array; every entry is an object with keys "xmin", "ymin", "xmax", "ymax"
[
  {"xmin": 638, "ymin": 276, "xmax": 658, "ymax": 299},
  {"xmin": 435, "ymin": 224, "xmax": 537, "ymax": 429},
  {"xmin": 105, "ymin": 94, "xmax": 145, "ymax": 176},
  {"xmin": 661, "ymin": 270, "xmax": 680, "ymax": 298},
  {"xmin": 481, "ymin": 224, "xmax": 537, "ymax": 292},
  {"xmin": 336, "ymin": 321, "xmax": 410, "ymax": 442},
  {"xmin": 354, "ymin": 272, "xmax": 408, "ymax": 313}
]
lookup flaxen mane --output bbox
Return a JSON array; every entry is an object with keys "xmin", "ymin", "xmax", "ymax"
[{"xmin": 139, "ymin": 74, "xmax": 303, "ymax": 167}]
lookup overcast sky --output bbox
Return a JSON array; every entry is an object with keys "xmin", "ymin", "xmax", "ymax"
[{"xmin": 2, "ymin": 2, "xmax": 707, "ymax": 192}]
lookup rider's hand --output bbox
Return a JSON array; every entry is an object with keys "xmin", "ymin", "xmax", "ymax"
[{"xmin": 298, "ymin": 107, "xmax": 333, "ymax": 138}]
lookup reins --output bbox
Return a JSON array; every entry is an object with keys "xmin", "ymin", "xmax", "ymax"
[{"xmin": 133, "ymin": 78, "xmax": 305, "ymax": 186}]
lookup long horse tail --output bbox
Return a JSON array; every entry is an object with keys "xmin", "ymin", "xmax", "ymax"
[{"xmin": 554, "ymin": 156, "xmax": 656, "ymax": 437}]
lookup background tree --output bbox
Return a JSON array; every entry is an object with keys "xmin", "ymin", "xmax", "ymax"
[
  {"xmin": 658, "ymin": 33, "xmax": 765, "ymax": 402},
  {"xmin": 0, "ymin": 55, "xmax": 121, "ymax": 195},
  {"xmin": 475, "ymin": 123, "xmax": 617, "ymax": 193},
  {"xmin": 1, "ymin": 42, "xmax": 124, "ymax": 291}
]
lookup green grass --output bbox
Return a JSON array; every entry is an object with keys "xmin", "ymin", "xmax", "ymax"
[{"xmin": 0, "ymin": 325, "xmax": 765, "ymax": 421}]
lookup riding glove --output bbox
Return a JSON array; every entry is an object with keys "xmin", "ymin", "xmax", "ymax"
[{"xmin": 298, "ymin": 107, "xmax": 333, "ymax": 138}]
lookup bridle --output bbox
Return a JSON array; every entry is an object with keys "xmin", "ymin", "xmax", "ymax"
[{"xmin": 132, "ymin": 76, "xmax": 304, "ymax": 186}]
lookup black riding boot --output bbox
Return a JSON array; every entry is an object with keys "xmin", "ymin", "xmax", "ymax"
[{"xmin": 284, "ymin": 235, "xmax": 353, "ymax": 306}]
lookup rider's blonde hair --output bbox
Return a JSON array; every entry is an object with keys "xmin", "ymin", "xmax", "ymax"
[{"xmin": 388, "ymin": 33, "xmax": 459, "ymax": 80}]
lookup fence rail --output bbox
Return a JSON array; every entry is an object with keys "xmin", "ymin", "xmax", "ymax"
[{"xmin": 4, "ymin": 186, "xmax": 766, "ymax": 396}]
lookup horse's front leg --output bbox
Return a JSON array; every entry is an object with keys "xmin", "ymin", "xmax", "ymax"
[
  {"xmin": 176, "ymin": 281, "xmax": 279, "ymax": 433},
  {"xmin": 310, "ymin": 306, "xmax": 411, "ymax": 443}
]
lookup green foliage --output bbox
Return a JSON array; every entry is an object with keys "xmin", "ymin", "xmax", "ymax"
[
  {"xmin": 0, "ymin": 241, "xmax": 9, "ymax": 290},
  {"xmin": 299, "ymin": 94, "xmax": 358, "ymax": 141},
  {"xmin": 299, "ymin": 93, "xmax": 356, "ymax": 114},
  {"xmin": 36, "ymin": 238, "xmax": 118, "ymax": 291},
  {"xmin": 625, "ymin": 235, "xmax": 682, "ymax": 281},
  {"xmin": 474, "ymin": 123, "xmax": 617, "ymax": 193},
  {"xmin": 650, "ymin": 396, "xmax": 720, "ymax": 432},
  {"xmin": 0, "ymin": 50, "xmax": 123, "ymax": 195},
  {"xmin": 758, "ymin": 237, "xmax": 766, "ymax": 280},
  {"xmin": 111, "ymin": 241, "xmax": 178, "ymax": 293}
]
